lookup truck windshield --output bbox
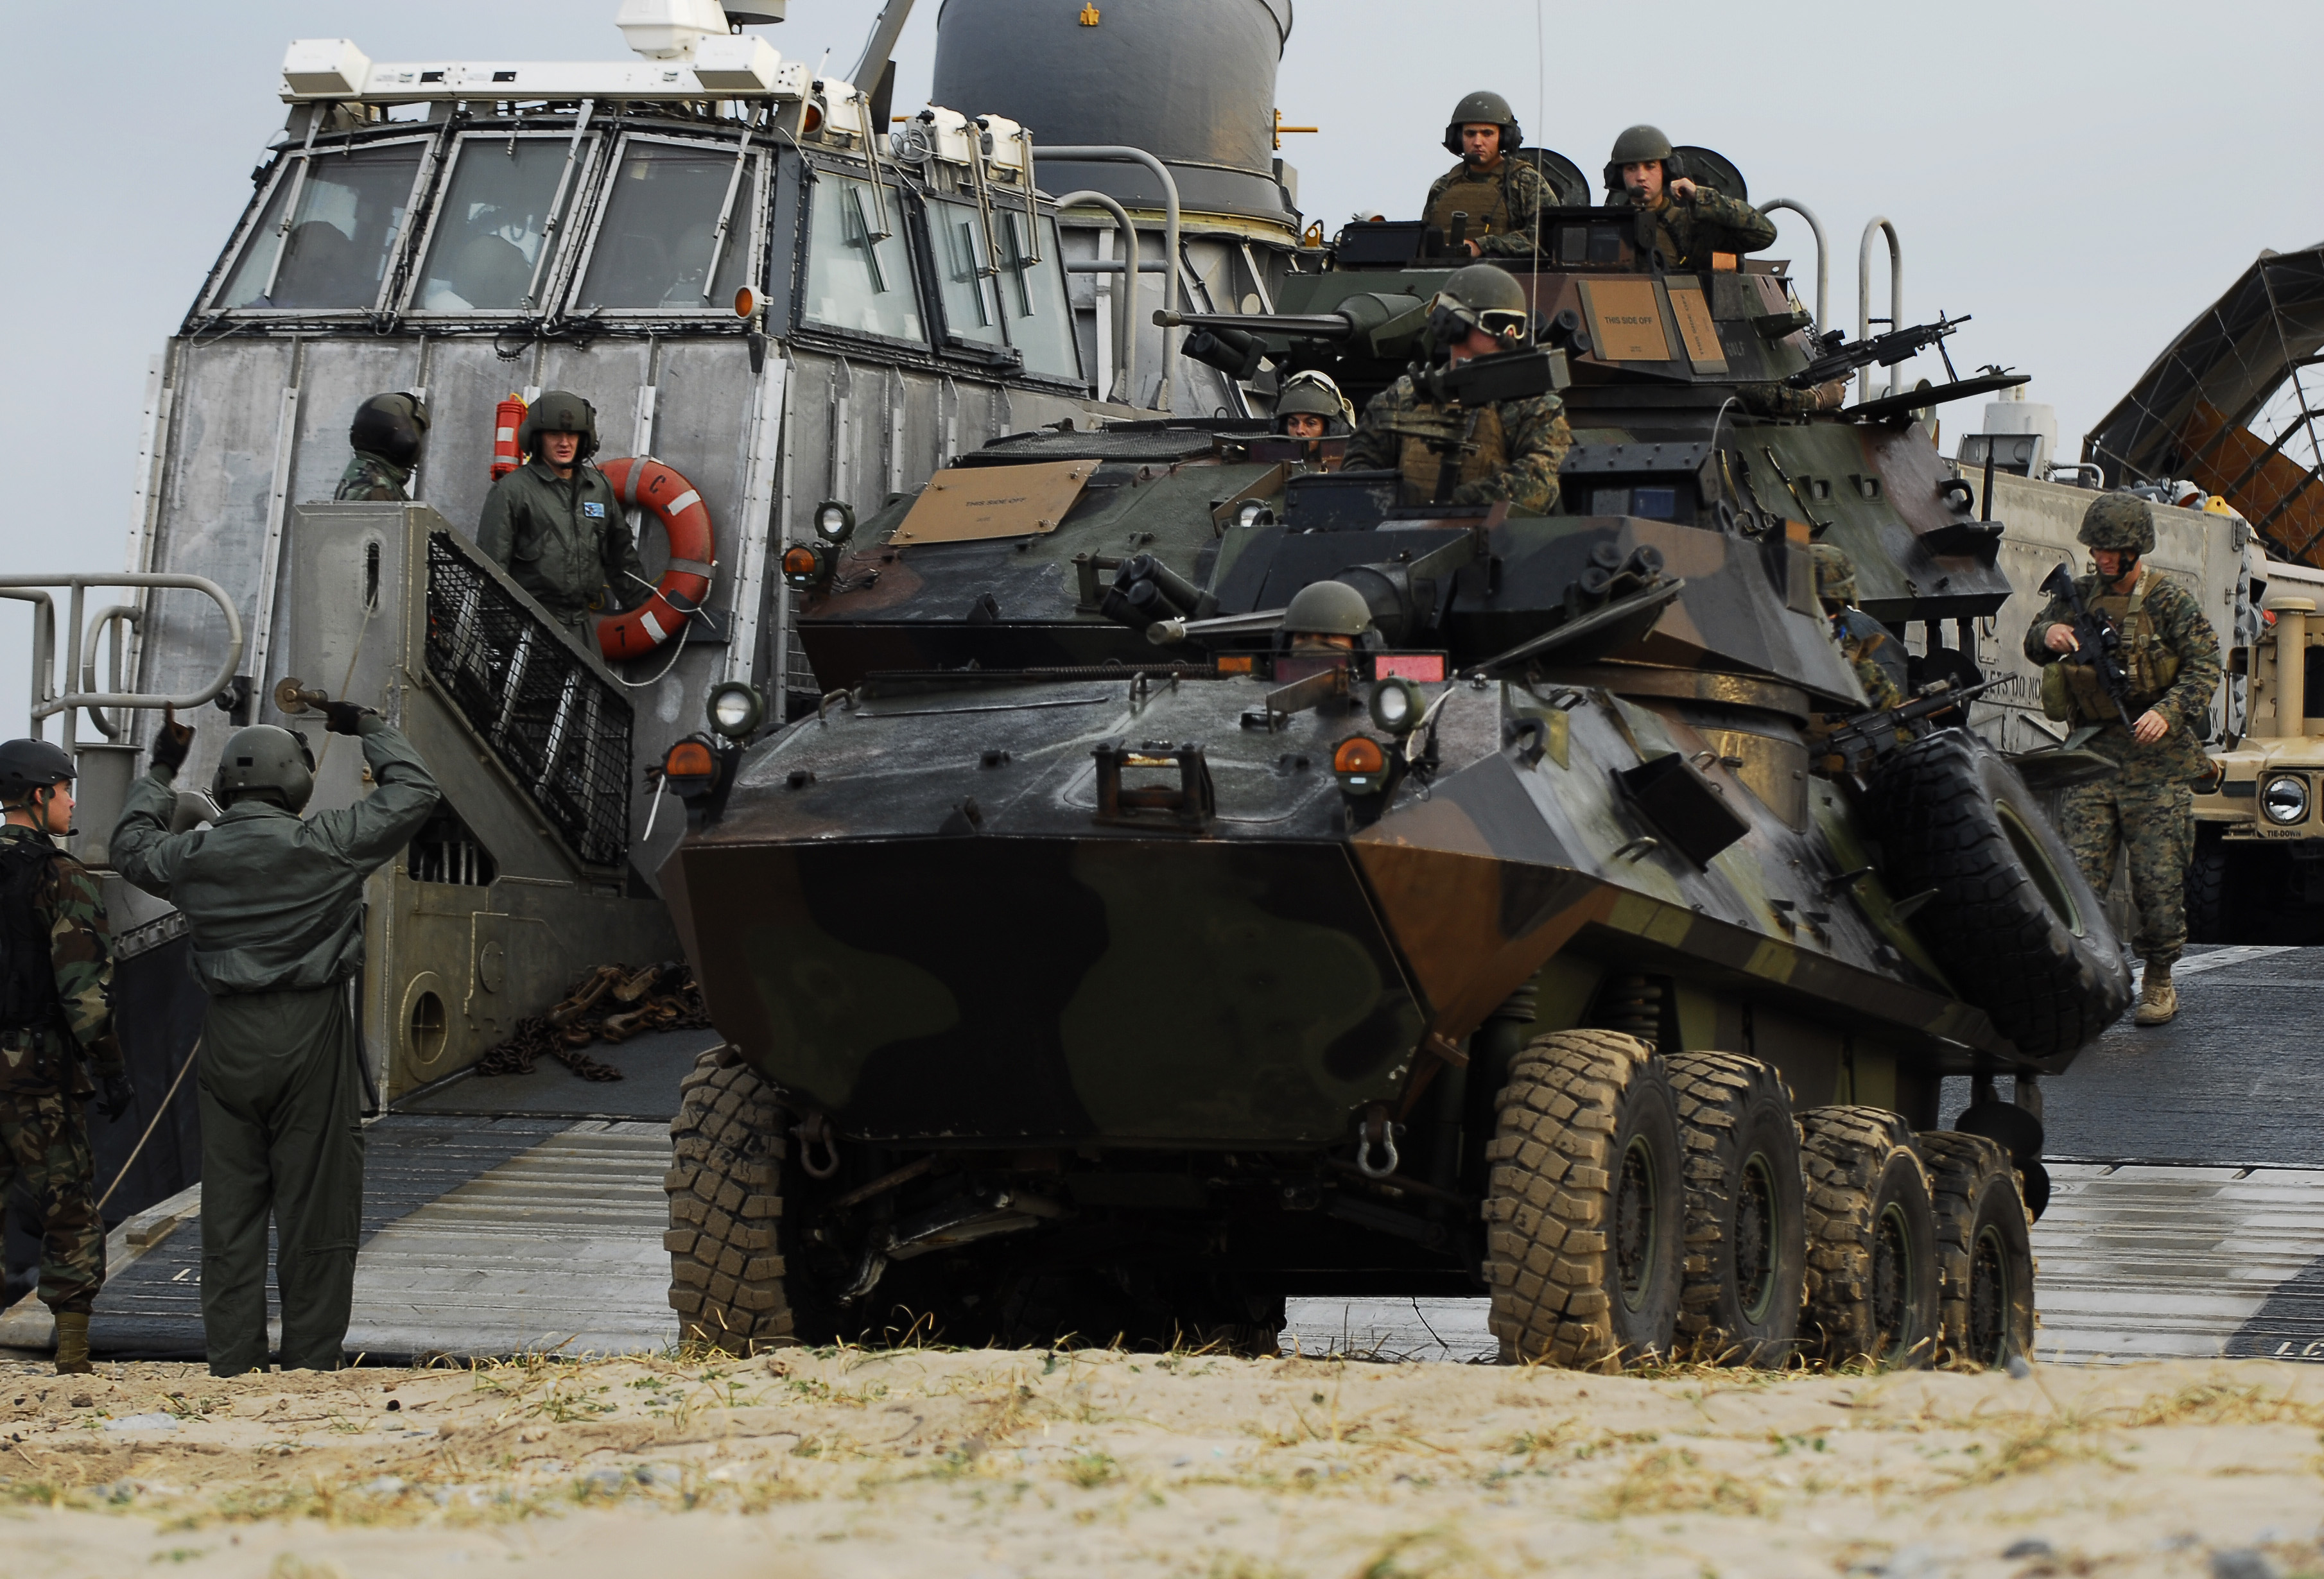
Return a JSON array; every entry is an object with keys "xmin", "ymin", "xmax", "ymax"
[
  {"xmin": 800, "ymin": 172, "xmax": 922, "ymax": 341},
  {"xmin": 215, "ymin": 143, "xmax": 426, "ymax": 311},
  {"xmin": 574, "ymin": 139, "xmax": 757, "ymax": 313},
  {"xmin": 412, "ymin": 137, "xmax": 587, "ymax": 313}
]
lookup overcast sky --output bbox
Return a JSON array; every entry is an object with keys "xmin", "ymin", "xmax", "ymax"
[{"xmin": 0, "ymin": 0, "xmax": 2317, "ymax": 736}]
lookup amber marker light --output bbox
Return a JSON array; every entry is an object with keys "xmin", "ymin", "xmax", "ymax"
[
  {"xmin": 1333, "ymin": 734, "xmax": 1389, "ymax": 795},
  {"xmin": 734, "ymin": 284, "xmax": 767, "ymax": 320},
  {"xmin": 781, "ymin": 543, "xmax": 831, "ymax": 588}
]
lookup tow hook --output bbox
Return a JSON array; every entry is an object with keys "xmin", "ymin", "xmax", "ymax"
[
  {"xmin": 794, "ymin": 1113, "xmax": 841, "ymax": 1179},
  {"xmin": 1354, "ymin": 1104, "xmax": 1401, "ymax": 1179}
]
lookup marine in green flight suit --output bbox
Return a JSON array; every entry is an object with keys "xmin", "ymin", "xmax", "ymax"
[
  {"xmin": 112, "ymin": 705, "xmax": 439, "ymax": 1375},
  {"xmin": 475, "ymin": 391, "xmax": 645, "ymax": 632}
]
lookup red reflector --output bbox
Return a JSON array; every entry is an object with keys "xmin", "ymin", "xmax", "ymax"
[
  {"xmin": 1375, "ymin": 653, "xmax": 1445, "ymax": 683},
  {"xmin": 1333, "ymin": 736, "xmax": 1387, "ymax": 776},
  {"xmin": 665, "ymin": 741, "xmax": 716, "ymax": 779}
]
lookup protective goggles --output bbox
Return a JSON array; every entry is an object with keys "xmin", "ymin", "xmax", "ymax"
[{"xmin": 1425, "ymin": 295, "xmax": 1531, "ymax": 345}]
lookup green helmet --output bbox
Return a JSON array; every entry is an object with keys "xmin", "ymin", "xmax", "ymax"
[
  {"xmin": 1426, "ymin": 263, "xmax": 1532, "ymax": 350},
  {"xmin": 212, "ymin": 725, "xmax": 315, "ymax": 814},
  {"xmin": 0, "ymin": 739, "xmax": 74, "ymax": 806},
  {"xmin": 1282, "ymin": 580, "xmax": 1374, "ymax": 637},
  {"xmin": 1274, "ymin": 370, "xmax": 1354, "ymax": 435},
  {"xmin": 1604, "ymin": 124, "xmax": 1680, "ymax": 191},
  {"xmin": 349, "ymin": 392, "xmax": 430, "ymax": 469},
  {"xmin": 1811, "ymin": 543, "xmax": 1859, "ymax": 606},
  {"xmin": 519, "ymin": 390, "xmax": 600, "ymax": 464},
  {"xmin": 1441, "ymin": 89, "xmax": 1522, "ymax": 155},
  {"xmin": 2078, "ymin": 493, "xmax": 2156, "ymax": 555}
]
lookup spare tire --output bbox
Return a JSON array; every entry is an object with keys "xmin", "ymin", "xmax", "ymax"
[{"xmin": 1866, "ymin": 730, "xmax": 2131, "ymax": 1057}]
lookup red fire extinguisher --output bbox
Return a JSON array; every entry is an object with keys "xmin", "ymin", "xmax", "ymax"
[{"xmin": 490, "ymin": 396, "xmax": 528, "ymax": 481}]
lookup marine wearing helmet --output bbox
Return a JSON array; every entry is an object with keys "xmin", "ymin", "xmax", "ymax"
[
  {"xmin": 1274, "ymin": 370, "xmax": 1354, "ymax": 470},
  {"xmin": 474, "ymin": 391, "xmax": 647, "ymax": 634},
  {"xmin": 1604, "ymin": 123, "xmax": 1775, "ymax": 272},
  {"xmin": 1812, "ymin": 544, "xmax": 1905, "ymax": 707},
  {"xmin": 334, "ymin": 392, "xmax": 430, "ymax": 502},
  {"xmin": 1342, "ymin": 264, "xmax": 1573, "ymax": 513},
  {"xmin": 1421, "ymin": 91, "xmax": 1550, "ymax": 260},
  {"xmin": 1281, "ymin": 580, "xmax": 1376, "ymax": 654},
  {"xmin": 2024, "ymin": 492, "xmax": 2223, "ymax": 1027}
]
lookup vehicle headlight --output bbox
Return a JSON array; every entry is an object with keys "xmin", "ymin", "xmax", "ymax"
[
  {"xmin": 1234, "ymin": 499, "xmax": 1274, "ymax": 528},
  {"xmin": 1368, "ymin": 677, "xmax": 1425, "ymax": 736},
  {"xmin": 2262, "ymin": 773, "xmax": 2309, "ymax": 824},
  {"xmin": 814, "ymin": 500, "xmax": 856, "ymax": 546},
  {"xmin": 706, "ymin": 680, "xmax": 765, "ymax": 740}
]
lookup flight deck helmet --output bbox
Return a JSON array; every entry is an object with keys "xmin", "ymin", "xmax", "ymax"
[
  {"xmin": 1603, "ymin": 124, "xmax": 1688, "ymax": 193},
  {"xmin": 1442, "ymin": 90, "xmax": 1523, "ymax": 156},
  {"xmin": 348, "ymin": 392, "xmax": 431, "ymax": 469},
  {"xmin": 212, "ymin": 725, "xmax": 315, "ymax": 814},
  {"xmin": 0, "ymin": 739, "xmax": 74, "ymax": 807},
  {"xmin": 518, "ymin": 390, "xmax": 600, "ymax": 464},
  {"xmin": 2078, "ymin": 493, "xmax": 2156, "ymax": 556}
]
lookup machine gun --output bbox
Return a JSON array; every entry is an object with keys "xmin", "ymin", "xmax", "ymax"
[
  {"xmin": 2035, "ymin": 562, "xmax": 2138, "ymax": 729},
  {"xmin": 1817, "ymin": 677, "xmax": 2000, "ymax": 776},
  {"xmin": 1158, "ymin": 293, "xmax": 1430, "ymax": 377},
  {"xmin": 1784, "ymin": 313, "xmax": 1968, "ymax": 390}
]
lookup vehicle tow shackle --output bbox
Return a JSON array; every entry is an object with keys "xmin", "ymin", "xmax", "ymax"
[{"xmin": 1354, "ymin": 1103, "xmax": 1401, "ymax": 1179}]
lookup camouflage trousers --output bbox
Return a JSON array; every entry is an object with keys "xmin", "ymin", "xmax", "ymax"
[
  {"xmin": 0, "ymin": 1086, "xmax": 103, "ymax": 1313},
  {"xmin": 2058, "ymin": 777, "xmax": 2194, "ymax": 967}
]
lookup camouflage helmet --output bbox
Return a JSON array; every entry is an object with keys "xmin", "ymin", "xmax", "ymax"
[
  {"xmin": 518, "ymin": 390, "xmax": 600, "ymax": 463},
  {"xmin": 0, "ymin": 738, "xmax": 74, "ymax": 806},
  {"xmin": 1426, "ymin": 263, "xmax": 1532, "ymax": 349},
  {"xmin": 1441, "ymin": 90, "xmax": 1522, "ymax": 155},
  {"xmin": 212, "ymin": 724, "xmax": 315, "ymax": 815},
  {"xmin": 1274, "ymin": 370, "xmax": 1354, "ymax": 435},
  {"xmin": 1282, "ymin": 580, "xmax": 1375, "ymax": 638},
  {"xmin": 349, "ymin": 392, "xmax": 430, "ymax": 469},
  {"xmin": 1603, "ymin": 124, "xmax": 1683, "ymax": 191},
  {"xmin": 1811, "ymin": 543, "xmax": 1859, "ymax": 607},
  {"xmin": 2078, "ymin": 492, "xmax": 2156, "ymax": 555}
]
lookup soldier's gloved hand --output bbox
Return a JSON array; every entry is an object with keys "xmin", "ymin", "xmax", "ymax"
[
  {"xmin": 99, "ymin": 1069, "xmax": 135, "ymax": 1123},
  {"xmin": 320, "ymin": 700, "xmax": 375, "ymax": 736},
  {"xmin": 151, "ymin": 705, "xmax": 194, "ymax": 773}
]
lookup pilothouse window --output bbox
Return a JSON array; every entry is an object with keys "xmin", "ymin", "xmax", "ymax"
[
  {"xmin": 800, "ymin": 172, "xmax": 922, "ymax": 341},
  {"xmin": 574, "ymin": 139, "xmax": 759, "ymax": 312},
  {"xmin": 924, "ymin": 198, "xmax": 1081, "ymax": 381},
  {"xmin": 412, "ymin": 136, "xmax": 593, "ymax": 313},
  {"xmin": 215, "ymin": 144, "xmax": 427, "ymax": 311}
]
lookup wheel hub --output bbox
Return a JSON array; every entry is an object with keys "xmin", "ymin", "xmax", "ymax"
[
  {"xmin": 1615, "ymin": 1134, "xmax": 1657, "ymax": 1311},
  {"xmin": 1969, "ymin": 1223, "xmax": 2009, "ymax": 1364},
  {"xmin": 1736, "ymin": 1153, "xmax": 1778, "ymax": 1324},
  {"xmin": 1871, "ymin": 1201, "xmax": 1914, "ymax": 1358}
]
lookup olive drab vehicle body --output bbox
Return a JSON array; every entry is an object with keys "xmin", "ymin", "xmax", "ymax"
[{"xmin": 661, "ymin": 117, "xmax": 2136, "ymax": 1365}]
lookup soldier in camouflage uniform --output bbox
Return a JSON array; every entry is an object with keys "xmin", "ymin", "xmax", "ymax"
[
  {"xmin": 2024, "ymin": 494, "xmax": 2222, "ymax": 1026},
  {"xmin": 1604, "ymin": 125, "xmax": 1776, "ymax": 272},
  {"xmin": 0, "ymin": 740, "xmax": 130, "ymax": 1375},
  {"xmin": 1421, "ymin": 91, "xmax": 1550, "ymax": 260},
  {"xmin": 1814, "ymin": 544, "xmax": 1905, "ymax": 707},
  {"xmin": 1344, "ymin": 265, "xmax": 1572, "ymax": 513},
  {"xmin": 333, "ymin": 392, "xmax": 429, "ymax": 502}
]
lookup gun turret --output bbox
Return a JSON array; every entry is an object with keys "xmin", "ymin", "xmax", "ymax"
[
  {"xmin": 1158, "ymin": 291, "xmax": 1428, "ymax": 363},
  {"xmin": 1785, "ymin": 313, "xmax": 1969, "ymax": 390}
]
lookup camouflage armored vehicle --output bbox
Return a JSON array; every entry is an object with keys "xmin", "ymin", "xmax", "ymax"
[{"xmin": 656, "ymin": 153, "xmax": 2133, "ymax": 1370}]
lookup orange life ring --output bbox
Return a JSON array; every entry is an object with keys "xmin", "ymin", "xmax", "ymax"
[{"xmin": 596, "ymin": 457, "xmax": 715, "ymax": 661}]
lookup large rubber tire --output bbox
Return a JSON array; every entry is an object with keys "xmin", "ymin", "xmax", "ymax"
[
  {"xmin": 1919, "ymin": 1131, "xmax": 2036, "ymax": 1368},
  {"xmin": 2183, "ymin": 825, "xmax": 2237, "ymax": 945},
  {"xmin": 666, "ymin": 1044, "xmax": 801, "ymax": 1354},
  {"xmin": 1667, "ymin": 1053, "xmax": 1807, "ymax": 1365},
  {"xmin": 1483, "ymin": 1030, "xmax": 1684, "ymax": 1368},
  {"xmin": 1867, "ymin": 730, "xmax": 2131, "ymax": 1057},
  {"xmin": 1799, "ymin": 1106, "xmax": 1940, "ymax": 1368}
]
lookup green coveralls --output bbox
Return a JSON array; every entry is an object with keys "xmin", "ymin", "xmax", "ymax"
[
  {"xmin": 474, "ymin": 458, "xmax": 646, "ymax": 632},
  {"xmin": 333, "ymin": 451, "xmax": 411, "ymax": 503},
  {"xmin": 111, "ymin": 718, "xmax": 439, "ymax": 1374}
]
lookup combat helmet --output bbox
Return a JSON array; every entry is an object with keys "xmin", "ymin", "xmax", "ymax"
[
  {"xmin": 1441, "ymin": 90, "xmax": 1523, "ymax": 155},
  {"xmin": 2079, "ymin": 493, "xmax": 2156, "ymax": 556},
  {"xmin": 0, "ymin": 739, "xmax": 74, "ymax": 806},
  {"xmin": 1281, "ymin": 580, "xmax": 1375, "ymax": 641},
  {"xmin": 1274, "ymin": 370, "xmax": 1355, "ymax": 436},
  {"xmin": 1425, "ymin": 264, "xmax": 1532, "ymax": 352},
  {"xmin": 1811, "ymin": 544, "xmax": 1858, "ymax": 608},
  {"xmin": 212, "ymin": 725, "xmax": 315, "ymax": 814},
  {"xmin": 349, "ymin": 392, "xmax": 430, "ymax": 469},
  {"xmin": 1603, "ymin": 123, "xmax": 1687, "ymax": 192},
  {"xmin": 518, "ymin": 390, "xmax": 600, "ymax": 464}
]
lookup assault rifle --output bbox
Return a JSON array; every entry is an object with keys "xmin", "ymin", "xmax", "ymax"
[
  {"xmin": 1378, "ymin": 349, "xmax": 1571, "ymax": 503},
  {"xmin": 1783, "ymin": 313, "xmax": 1968, "ymax": 390},
  {"xmin": 2036, "ymin": 562, "xmax": 2138, "ymax": 729},
  {"xmin": 1819, "ymin": 677, "xmax": 2000, "ymax": 776}
]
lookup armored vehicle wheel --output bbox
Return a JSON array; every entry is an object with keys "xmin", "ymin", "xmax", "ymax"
[
  {"xmin": 2184, "ymin": 827, "xmax": 2236, "ymax": 944},
  {"xmin": 666, "ymin": 1045, "xmax": 804, "ymax": 1354},
  {"xmin": 1919, "ymin": 1132, "xmax": 2036, "ymax": 1368},
  {"xmin": 1666, "ymin": 1054, "xmax": 1806, "ymax": 1365},
  {"xmin": 1868, "ymin": 731, "xmax": 2129, "ymax": 1057},
  {"xmin": 1799, "ymin": 1107, "xmax": 1939, "ymax": 1368},
  {"xmin": 1484, "ymin": 1030, "xmax": 1683, "ymax": 1368}
]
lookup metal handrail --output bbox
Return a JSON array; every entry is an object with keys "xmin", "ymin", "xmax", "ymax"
[
  {"xmin": 1857, "ymin": 217, "xmax": 1903, "ymax": 404},
  {"xmin": 0, "ymin": 573, "xmax": 244, "ymax": 752},
  {"xmin": 1050, "ymin": 190, "xmax": 1140, "ymax": 408},
  {"xmin": 1755, "ymin": 198, "xmax": 1828, "ymax": 332},
  {"xmin": 1032, "ymin": 144, "xmax": 1181, "ymax": 411}
]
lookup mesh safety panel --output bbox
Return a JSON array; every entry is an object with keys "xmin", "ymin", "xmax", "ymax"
[{"xmin": 424, "ymin": 533, "xmax": 631, "ymax": 868}]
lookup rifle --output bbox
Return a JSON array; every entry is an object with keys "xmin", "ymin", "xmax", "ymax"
[
  {"xmin": 2036, "ymin": 562, "xmax": 2137, "ymax": 729},
  {"xmin": 1783, "ymin": 313, "xmax": 1968, "ymax": 390},
  {"xmin": 1819, "ymin": 677, "xmax": 2000, "ymax": 776},
  {"xmin": 1376, "ymin": 349, "xmax": 1572, "ymax": 503}
]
